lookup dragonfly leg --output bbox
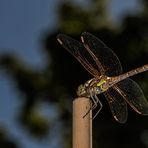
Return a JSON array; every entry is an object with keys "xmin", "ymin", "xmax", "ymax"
[
  {"xmin": 92, "ymin": 95, "xmax": 103, "ymax": 119},
  {"xmin": 90, "ymin": 92, "xmax": 98, "ymax": 109},
  {"xmin": 83, "ymin": 93, "xmax": 97, "ymax": 118}
]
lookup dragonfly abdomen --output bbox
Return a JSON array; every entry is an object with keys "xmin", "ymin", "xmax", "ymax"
[{"xmin": 112, "ymin": 64, "xmax": 148, "ymax": 84}]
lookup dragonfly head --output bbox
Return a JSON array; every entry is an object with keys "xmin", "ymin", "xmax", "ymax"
[{"xmin": 77, "ymin": 84, "xmax": 88, "ymax": 97}]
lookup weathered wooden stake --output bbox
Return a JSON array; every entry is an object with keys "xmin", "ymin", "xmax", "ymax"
[{"xmin": 73, "ymin": 97, "xmax": 92, "ymax": 148}]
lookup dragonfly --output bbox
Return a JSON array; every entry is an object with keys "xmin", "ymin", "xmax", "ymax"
[{"xmin": 57, "ymin": 32, "xmax": 148, "ymax": 123}]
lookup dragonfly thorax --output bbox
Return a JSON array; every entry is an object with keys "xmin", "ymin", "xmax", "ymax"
[{"xmin": 77, "ymin": 77, "xmax": 110, "ymax": 97}]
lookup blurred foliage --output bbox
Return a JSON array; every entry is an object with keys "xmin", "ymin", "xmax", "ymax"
[
  {"xmin": 0, "ymin": 127, "xmax": 18, "ymax": 148},
  {"xmin": 0, "ymin": 0, "xmax": 148, "ymax": 148},
  {"xmin": 58, "ymin": 0, "xmax": 111, "ymax": 33}
]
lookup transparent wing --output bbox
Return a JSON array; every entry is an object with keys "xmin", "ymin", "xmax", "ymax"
[
  {"xmin": 104, "ymin": 88, "xmax": 128, "ymax": 123},
  {"xmin": 81, "ymin": 32, "xmax": 122, "ymax": 76},
  {"xmin": 115, "ymin": 78, "xmax": 148, "ymax": 115},
  {"xmin": 57, "ymin": 34, "xmax": 100, "ymax": 77}
]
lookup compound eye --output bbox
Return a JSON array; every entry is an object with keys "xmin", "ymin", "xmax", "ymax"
[
  {"xmin": 77, "ymin": 84, "xmax": 85, "ymax": 96},
  {"xmin": 78, "ymin": 84, "xmax": 83, "ymax": 91}
]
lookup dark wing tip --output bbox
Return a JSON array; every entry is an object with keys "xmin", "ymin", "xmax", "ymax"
[
  {"xmin": 81, "ymin": 32, "xmax": 91, "ymax": 43},
  {"xmin": 139, "ymin": 108, "xmax": 148, "ymax": 115},
  {"xmin": 56, "ymin": 34, "xmax": 65, "ymax": 45},
  {"xmin": 57, "ymin": 34, "xmax": 72, "ymax": 45},
  {"xmin": 113, "ymin": 115, "xmax": 127, "ymax": 124},
  {"xmin": 81, "ymin": 32, "xmax": 96, "ymax": 42}
]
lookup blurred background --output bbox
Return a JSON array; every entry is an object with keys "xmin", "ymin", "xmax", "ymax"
[{"xmin": 0, "ymin": 0, "xmax": 148, "ymax": 148}]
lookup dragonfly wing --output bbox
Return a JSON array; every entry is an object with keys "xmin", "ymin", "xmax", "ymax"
[
  {"xmin": 104, "ymin": 88, "xmax": 128, "ymax": 123},
  {"xmin": 114, "ymin": 78, "xmax": 148, "ymax": 115},
  {"xmin": 57, "ymin": 34, "xmax": 100, "ymax": 77},
  {"xmin": 81, "ymin": 32, "xmax": 122, "ymax": 76}
]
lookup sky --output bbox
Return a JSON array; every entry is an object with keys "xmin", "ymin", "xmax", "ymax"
[{"xmin": 0, "ymin": 0, "xmax": 141, "ymax": 148}]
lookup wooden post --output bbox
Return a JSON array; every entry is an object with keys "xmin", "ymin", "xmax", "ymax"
[{"xmin": 73, "ymin": 97, "xmax": 92, "ymax": 148}]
